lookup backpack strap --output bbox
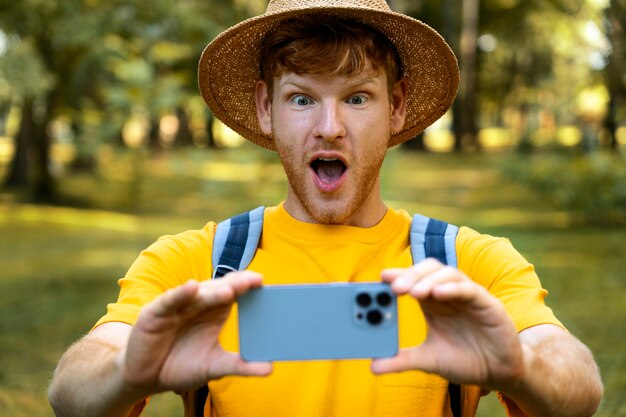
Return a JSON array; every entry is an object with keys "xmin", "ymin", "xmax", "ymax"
[
  {"xmin": 212, "ymin": 206, "xmax": 265, "ymax": 279},
  {"xmin": 409, "ymin": 214, "xmax": 459, "ymax": 267},
  {"xmin": 194, "ymin": 207, "xmax": 265, "ymax": 416},
  {"xmin": 410, "ymin": 214, "xmax": 462, "ymax": 417}
]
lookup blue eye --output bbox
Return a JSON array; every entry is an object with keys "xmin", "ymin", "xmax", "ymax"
[
  {"xmin": 348, "ymin": 95, "xmax": 367, "ymax": 105},
  {"xmin": 292, "ymin": 95, "xmax": 313, "ymax": 106}
]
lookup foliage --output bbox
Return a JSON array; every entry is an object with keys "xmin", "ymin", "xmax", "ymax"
[
  {"xmin": 0, "ymin": 38, "xmax": 54, "ymax": 100},
  {"xmin": 502, "ymin": 149, "xmax": 626, "ymax": 225},
  {"xmin": 0, "ymin": 0, "xmax": 622, "ymax": 201},
  {"xmin": 400, "ymin": 0, "xmax": 611, "ymax": 135},
  {"xmin": 0, "ymin": 0, "xmax": 258, "ymax": 199}
]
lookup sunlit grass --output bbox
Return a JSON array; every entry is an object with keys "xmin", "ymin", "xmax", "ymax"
[{"xmin": 0, "ymin": 146, "xmax": 623, "ymax": 416}]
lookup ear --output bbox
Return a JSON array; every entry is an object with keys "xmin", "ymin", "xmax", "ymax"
[
  {"xmin": 255, "ymin": 80, "xmax": 272, "ymax": 136},
  {"xmin": 389, "ymin": 77, "xmax": 407, "ymax": 134}
]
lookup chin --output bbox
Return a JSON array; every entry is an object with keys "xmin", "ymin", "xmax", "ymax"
[
  {"xmin": 304, "ymin": 199, "xmax": 358, "ymax": 225},
  {"xmin": 310, "ymin": 211, "xmax": 350, "ymax": 225}
]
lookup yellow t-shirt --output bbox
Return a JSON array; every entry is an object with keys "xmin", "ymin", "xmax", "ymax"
[{"xmin": 95, "ymin": 204, "xmax": 562, "ymax": 417}]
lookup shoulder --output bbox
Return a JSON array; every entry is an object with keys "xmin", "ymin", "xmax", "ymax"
[
  {"xmin": 125, "ymin": 222, "xmax": 218, "ymax": 287},
  {"xmin": 454, "ymin": 226, "xmax": 564, "ymax": 331},
  {"xmin": 149, "ymin": 222, "xmax": 218, "ymax": 257},
  {"xmin": 455, "ymin": 226, "xmax": 516, "ymax": 259},
  {"xmin": 455, "ymin": 226, "xmax": 536, "ymax": 286}
]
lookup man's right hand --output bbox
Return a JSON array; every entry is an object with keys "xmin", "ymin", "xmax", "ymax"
[
  {"xmin": 119, "ymin": 271, "xmax": 273, "ymax": 397},
  {"xmin": 50, "ymin": 271, "xmax": 271, "ymax": 417}
]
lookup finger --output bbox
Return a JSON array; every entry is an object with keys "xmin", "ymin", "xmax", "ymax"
[
  {"xmin": 178, "ymin": 272, "xmax": 262, "ymax": 316},
  {"xmin": 427, "ymin": 278, "xmax": 482, "ymax": 303},
  {"xmin": 184, "ymin": 271, "xmax": 264, "ymax": 314},
  {"xmin": 381, "ymin": 258, "xmax": 444, "ymax": 281},
  {"xmin": 209, "ymin": 351, "xmax": 273, "ymax": 378},
  {"xmin": 221, "ymin": 270, "xmax": 264, "ymax": 295},
  {"xmin": 234, "ymin": 359, "xmax": 273, "ymax": 377},
  {"xmin": 408, "ymin": 265, "xmax": 466, "ymax": 299},
  {"xmin": 385, "ymin": 259, "xmax": 444, "ymax": 294},
  {"xmin": 371, "ymin": 346, "xmax": 437, "ymax": 375},
  {"xmin": 149, "ymin": 280, "xmax": 200, "ymax": 317},
  {"xmin": 380, "ymin": 268, "xmax": 407, "ymax": 282}
]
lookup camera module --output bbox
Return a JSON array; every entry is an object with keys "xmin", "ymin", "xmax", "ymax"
[
  {"xmin": 376, "ymin": 291, "xmax": 392, "ymax": 307},
  {"xmin": 356, "ymin": 292, "xmax": 372, "ymax": 307},
  {"xmin": 366, "ymin": 309, "xmax": 383, "ymax": 325}
]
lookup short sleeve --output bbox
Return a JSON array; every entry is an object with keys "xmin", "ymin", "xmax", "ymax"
[
  {"xmin": 456, "ymin": 227, "xmax": 564, "ymax": 333},
  {"xmin": 92, "ymin": 222, "xmax": 217, "ymax": 329}
]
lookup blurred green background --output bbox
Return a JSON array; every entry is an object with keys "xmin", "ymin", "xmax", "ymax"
[{"xmin": 1, "ymin": 0, "xmax": 625, "ymax": 416}]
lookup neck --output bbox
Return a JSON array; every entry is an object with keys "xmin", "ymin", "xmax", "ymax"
[{"xmin": 284, "ymin": 183, "xmax": 388, "ymax": 228}]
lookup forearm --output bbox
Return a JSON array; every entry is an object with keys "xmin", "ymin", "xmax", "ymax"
[
  {"xmin": 48, "ymin": 336, "xmax": 147, "ymax": 417},
  {"xmin": 498, "ymin": 333, "xmax": 603, "ymax": 417}
]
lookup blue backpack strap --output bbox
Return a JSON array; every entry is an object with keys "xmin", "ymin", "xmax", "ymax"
[
  {"xmin": 410, "ymin": 213, "xmax": 459, "ymax": 267},
  {"xmin": 410, "ymin": 214, "xmax": 462, "ymax": 417},
  {"xmin": 212, "ymin": 206, "xmax": 265, "ymax": 279},
  {"xmin": 194, "ymin": 207, "xmax": 265, "ymax": 416}
]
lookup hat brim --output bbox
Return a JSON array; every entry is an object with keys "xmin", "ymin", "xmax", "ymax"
[{"xmin": 198, "ymin": 7, "xmax": 459, "ymax": 151}]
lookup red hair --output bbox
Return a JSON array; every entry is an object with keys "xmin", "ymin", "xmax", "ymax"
[{"xmin": 260, "ymin": 16, "xmax": 402, "ymax": 98}]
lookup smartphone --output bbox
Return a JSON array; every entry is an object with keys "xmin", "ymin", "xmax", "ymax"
[{"xmin": 237, "ymin": 282, "xmax": 398, "ymax": 361}]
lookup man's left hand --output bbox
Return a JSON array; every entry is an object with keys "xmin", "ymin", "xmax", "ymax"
[{"xmin": 371, "ymin": 258, "xmax": 523, "ymax": 389}]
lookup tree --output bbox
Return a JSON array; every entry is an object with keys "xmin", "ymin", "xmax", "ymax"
[
  {"xmin": 0, "ymin": 29, "xmax": 56, "ymax": 198},
  {"xmin": 456, "ymin": 0, "xmax": 480, "ymax": 151},
  {"xmin": 0, "ymin": 0, "xmax": 123, "ymax": 200},
  {"xmin": 0, "ymin": 0, "xmax": 253, "ymax": 202},
  {"xmin": 603, "ymin": 0, "xmax": 626, "ymax": 150}
]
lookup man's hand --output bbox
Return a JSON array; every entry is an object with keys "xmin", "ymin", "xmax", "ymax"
[
  {"xmin": 120, "ymin": 271, "xmax": 272, "ymax": 396},
  {"xmin": 48, "ymin": 272, "xmax": 272, "ymax": 417},
  {"xmin": 371, "ymin": 258, "xmax": 523, "ymax": 389},
  {"xmin": 371, "ymin": 258, "xmax": 603, "ymax": 417}
]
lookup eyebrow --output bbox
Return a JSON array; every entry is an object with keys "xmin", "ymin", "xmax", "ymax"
[
  {"xmin": 280, "ymin": 80, "xmax": 309, "ymax": 90},
  {"xmin": 343, "ymin": 77, "xmax": 380, "ymax": 89},
  {"xmin": 280, "ymin": 75, "xmax": 381, "ymax": 91}
]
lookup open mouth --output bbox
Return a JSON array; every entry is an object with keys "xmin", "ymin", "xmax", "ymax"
[
  {"xmin": 310, "ymin": 157, "xmax": 347, "ymax": 192},
  {"xmin": 311, "ymin": 158, "xmax": 346, "ymax": 183}
]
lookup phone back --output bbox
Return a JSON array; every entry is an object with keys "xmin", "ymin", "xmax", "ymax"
[{"xmin": 237, "ymin": 282, "xmax": 398, "ymax": 361}]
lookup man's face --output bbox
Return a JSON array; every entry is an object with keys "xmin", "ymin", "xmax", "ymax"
[{"xmin": 256, "ymin": 66, "xmax": 407, "ymax": 226}]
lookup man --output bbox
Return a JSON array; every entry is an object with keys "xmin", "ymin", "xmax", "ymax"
[{"xmin": 48, "ymin": 1, "xmax": 603, "ymax": 416}]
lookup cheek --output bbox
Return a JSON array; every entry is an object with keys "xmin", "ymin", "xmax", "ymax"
[
  {"xmin": 275, "ymin": 140, "xmax": 304, "ymax": 177},
  {"xmin": 357, "ymin": 139, "xmax": 387, "ymax": 172}
]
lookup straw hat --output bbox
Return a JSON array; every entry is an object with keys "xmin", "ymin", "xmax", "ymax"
[{"xmin": 198, "ymin": 0, "xmax": 459, "ymax": 151}]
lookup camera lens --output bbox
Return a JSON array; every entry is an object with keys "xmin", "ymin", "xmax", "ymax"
[
  {"xmin": 366, "ymin": 309, "xmax": 383, "ymax": 325},
  {"xmin": 376, "ymin": 292, "xmax": 392, "ymax": 307},
  {"xmin": 356, "ymin": 292, "xmax": 372, "ymax": 307}
]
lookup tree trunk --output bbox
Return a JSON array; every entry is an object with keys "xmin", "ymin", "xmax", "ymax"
[
  {"xmin": 206, "ymin": 112, "xmax": 217, "ymax": 148},
  {"xmin": 604, "ymin": 96, "xmax": 619, "ymax": 150},
  {"xmin": 4, "ymin": 98, "xmax": 33, "ymax": 188},
  {"xmin": 175, "ymin": 106, "xmax": 192, "ymax": 147},
  {"xmin": 603, "ymin": 5, "xmax": 625, "ymax": 151},
  {"xmin": 31, "ymin": 98, "xmax": 57, "ymax": 203},
  {"xmin": 456, "ymin": 0, "xmax": 480, "ymax": 151},
  {"xmin": 7, "ymin": 94, "xmax": 57, "ymax": 202},
  {"xmin": 441, "ymin": 0, "xmax": 461, "ymax": 152},
  {"xmin": 148, "ymin": 115, "xmax": 161, "ymax": 150},
  {"xmin": 402, "ymin": 132, "xmax": 427, "ymax": 151}
]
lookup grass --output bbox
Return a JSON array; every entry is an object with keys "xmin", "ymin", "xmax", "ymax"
[{"xmin": 0, "ymin": 144, "xmax": 624, "ymax": 416}]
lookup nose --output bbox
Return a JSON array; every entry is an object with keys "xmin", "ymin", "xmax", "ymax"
[{"xmin": 313, "ymin": 101, "xmax": 346, "ymax": 142}]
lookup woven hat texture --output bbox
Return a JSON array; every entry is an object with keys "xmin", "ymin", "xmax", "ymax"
[{"xmin": 198, "ymin": 0, "xmax": 460, "ymax": 151}]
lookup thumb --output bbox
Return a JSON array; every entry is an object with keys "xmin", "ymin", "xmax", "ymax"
[
  {"xmin": 207, "ymin": 351, "xmax": 273, "ymax": 379},
  {"xmin": 371, "ymin": 346, "xmax": 438, "ymax": 375}
]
